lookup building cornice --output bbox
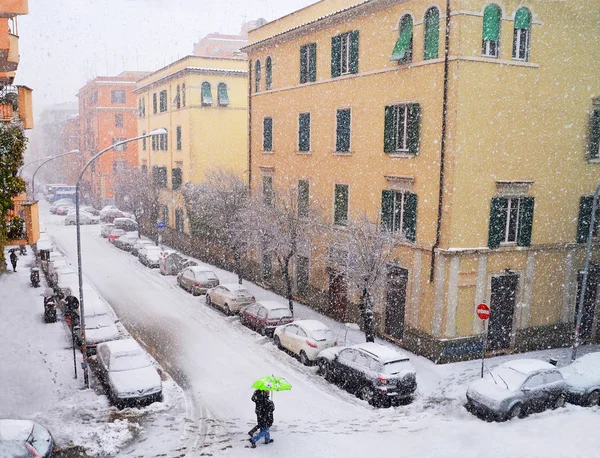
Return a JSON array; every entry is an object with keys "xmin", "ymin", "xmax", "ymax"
[{"xmin": 134, "ymin": 67, "xmax": 248, "ymax": 94}]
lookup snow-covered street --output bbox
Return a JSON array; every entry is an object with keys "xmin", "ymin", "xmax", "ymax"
[{"xmin": 37, "ymin": 205, "xmax": 600, "ymax": 458}]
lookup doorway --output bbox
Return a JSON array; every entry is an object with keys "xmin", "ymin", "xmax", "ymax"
[
  {"xmin": 328, "ymin": 271, "xmax": 347, "ymax": 321},
  {"xmin": 574, "ymin": 263, "xmax": 600, "ymax": 341},
  {"xmin": 488, "ymin": 274, "xmax": 519, "ymax": 351},
  {"xmin": 385, "ymin": 267, "xmax": 409, "ymax": 340}
]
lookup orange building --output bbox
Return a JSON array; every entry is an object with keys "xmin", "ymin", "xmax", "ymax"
[
  {"xmin": 77, "ymin": 71, "xmax": 148, "ymax": 205},
  {"xmin": 192, "ymin": 19, "xmax": 266, "ymax": 58},
  {"xmin": 59, "ymin": 115, "xmax": 81, "ymax": 184}
]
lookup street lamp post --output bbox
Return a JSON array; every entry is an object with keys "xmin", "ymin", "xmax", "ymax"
[
  {"xmin": 75, "ymin": 128, "xmax": 166, "ymax": 388},
  {"xmin": 572, "ymin": 181, "xmax": 600, "ymax": 361},
  {"xmin": 18, "ymin": 156, "xmax": 52, "ymax": 177},
  {"xmin": 30, "ymin": 149, "xmax": 80, "ymax": 199}
]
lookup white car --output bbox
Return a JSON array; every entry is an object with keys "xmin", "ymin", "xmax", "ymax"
[
  {"xmin": 99, "ymin": 204, "xmax": 119, "ymax": 219},
  {"xmin": 559, "ymin": 352, "xmax": 600, "ymax": 406},
  {"xmin": 274, "ymin": 320, "xmax": 337, "ymax": 365},
  {"xmin": 64, "ymin": 210, "xmax": 100, "ymax": 225},
  {"xmin": 131, "ymin": 239, "xmax": 155, "ymax": 256},
  {"xmin": 96, "ymin": 338, "xmax": 162, "ymax": 408},
  {"xmin": 206, "ymin": 283, "xmax": 255, "ymax": 315},
  {"xmin": 0, "ymin": 419, "xmax": 55, "ymax": 457},
  {"xmin": 138, "ymin": 245, "xmax": 162, "ymax": 268},
  {"xmin": 100, "ymin": 223, "xmax": 115, "ymax": 238},
  {"xmin": 49, "ymin": 198, "xmax": 74, "ymax": 213}
]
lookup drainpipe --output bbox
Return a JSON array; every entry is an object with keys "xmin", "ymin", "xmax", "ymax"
[
  {"xmin": 430, "ymin": 0, "xmax": 452, "ymax": 282},
  {"xmin": 247, "ymin": 58, "xmax": 253, "ymax": 195}
]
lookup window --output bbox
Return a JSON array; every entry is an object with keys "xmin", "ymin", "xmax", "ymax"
[
  {"xmin": 577, "ymin": 195, "xmax": 600, "ymax": 243},
  {"xmin": 254, "ymin": 60, "xmax": 261, "ymax": 92},
  {"xmin": 152, "ymin": 166, "xmax": 168, "ymax": 188},
  {"xmin": 262, "ymin": 242, "xmax": 272, "ymax": 280},
  {"xmin": 142, "ymin": 130, "xmax": 147, "ymax": 150},
  {"xmin": 141, "ymin": 164, "xmax": 148, "ymax": 175},
  {"xmin": 381, "ymin": 190, "xmax": 417, "ymax": 242},
  {"xmin": 172, "ymin": 167, "xmax": 182, "ymax": 190},
  {"xmin": 153, "ymin": 93, "xmax": 157, "ymax": 114},
  {"xmin": 265, "ymin": 56, "xmax": 272, "ymax": 90},
  {"xmin": 423, "ymin": 7, "xmax": 440, "ymax": 60},
  {"xmin": 176, "ymin": 126, "xmax": 182, "ymax": 150},
  {"xmin": 522, "ymin": 374, "xmax": 545, "ymax": 390},
  {"xmin": 298, "ymin": 113, "xmax": 311, "ymax": 152},
  {"xmin": 112, "ymin": 137, "xmax": 127, "ymax": 151},
  {"xmin": 162, "ymin": 205, "xmax": 170, "ymax": 225},
  {"xmin": 111, "ymin": 90, "xmax": 126, "ymax": 104},
  {"xmin": 90, "ymin": 91, "xmax": 98, "ymax": 105},
  {"xmin": 334, "ymin": 184, "xmax": 349, "ymax": 226},
  {"xmin": 138, "ymin": 98, "xmax": 143, "ymax": 117},
  {"xmin": 488, "ymin": 196, "xmax": 534, "ymax": 248},
  {"xmin": 182, "ymin": 83, "xmax": 186, "ymax": 107},
  {"xmin": 331, "ymin": 31, "xmax": 359, "ymax": 77},
  {"xmin": 298, "ymin": 180, "xmax": 309, "ymax": 218},
  {"xmin": 262, "ymin": 175, "xmax": 274, "ymax": 206},
  {"xmin": 151, "ymin": 134, "xmax": 158, "ymax": 151},
  {"xmin": 300, "ymin": 43, "xmax": 317, "ymax": 83},
  {"xmin": 482, "ymin": 4, "xmax": 502, "ymax": 58},
  {"xmin": 114, "ymin": 113, "xmax": 123, "ymax": 128},
  {"xmin": 158, "ymin": 132, "xmax": 168, "ymax": 151},
  {"xmin": 336, "ymin": 109, "xmax": 351, "ymax": 152},
  {"xmin": 217, "ymin": 83, "xmax": 229, "ymax": 106},
  {"xmin": 112, "ymin": 160, "xmax": 126, "ymax": 173},
  {"xmin": 513, "ymin": 7, "xmax": 531, "ymax": 61},
  {"xmin": 176, "ymin": 85, "xmax": 181, "ymax": 109},
  {"xmin": 159, "ymin": 90, "xmax": 168, "ymax": 112},
  {"xmin": 390, "ymin": 15, "xmax": 413, "ymax": 63},
  {"xmin": 588, "ymin": 108, "xmax": 600, "ymax": 160},
  {"xmin": 384, "ymin": 103, "xmax": 421, "ymax": 154},
  {"xmin": 201, "ymin": 82, "xmax": 213, "ymax": 105},
  {"xmin": 263, "ymin": 117, "xmax": 273, "ymax": 151},
  {"xmin": 296, "ymin": 255, "xmax": 309, "ymax": 297},
  {"xmin": 175, "ymin": 209, "xmax": 184, "ymax": 232}
]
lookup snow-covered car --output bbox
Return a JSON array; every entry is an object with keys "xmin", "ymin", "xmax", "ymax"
[
  {"xmin": 99, "ymin": 204, "xmax": 119, "ymax": 218},
  {"xmin": 74, "ymin": 313, "xmax": 120, "ymax": 355},
  {"xmin": 159, "ymin": 250, "xmax": 191, "ymax": 275},
  {"xmin": 101, "ymin": 209, "xmax": 125, "ymax": 223},
  {"xmin": 107, "ymin": 228, "xmax": 126, "ymax": 243},
  {"xmin": 559, "ymin": 352, "xmax": 600, "ymax": 406},
  {"xmin": 176, "ymin": 266, "xmax": 219, "ymax": 295},
  {"xmin": 64, "ymin": 210, "xmax": 100, "ymax": 225},
  {"xmin": 317, "ymin": 342, "xmax": 417, "ymax": 407},
  {"xmin": 100, "ymin": 223, "xmax": 115, "ymax": 238},
  {"xmin": 49, "ymin": 198, "xmax": 74, "ymax": 213},
  {"xmin": 96, "ymin": 339, "xmax": 162, "ymax": 408},
  {"xmin": 274, "ymin": 320, "xmax": 337, "ymax": 365},
  {"xmin": 131, "ymin": 239, "xmax": 155, "ymax": 256},
  {"xmin": 113, "ymin": 217, "xmax": 138, "ymax": 232},
  {"xmin": 239, "ymin": 301, "xmax": 293, "ymax": 337},
  {"xmin": 138, "ymin": 245, "xmax": 162, "ymax": 268},
  {"xmin": 465, "ymin": 359, "xmax": 567, "ymax": 421},
  {"xmin": 0, "ymin": 419, "xmax": 55, "ymax": 458},
  {"xmin": 113, "ymin": 232, "xmax": 138, "ymax": 251},
  {"xmin": 81, "ymin": 205, "xmax": 100, "ymax": 216},
  {"xmin": 55, "ymin": 204, "xmax": 75, "ymax": 215},
  {"xmin": 206, "ymin": 283, "xmax": 255, "ymax": 315}
]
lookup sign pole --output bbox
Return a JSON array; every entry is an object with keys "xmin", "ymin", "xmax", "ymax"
[
  {"xmin": 476, "ymin": 302, "xmax": 491, "ymax": 378},
  {"xmin": 481, "ymin": 320, "xmax": 488, "ymax": 378}
]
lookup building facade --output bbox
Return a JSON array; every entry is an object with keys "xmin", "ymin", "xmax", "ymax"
[
  {"xmin": 245, "ymin": 0, "xmax": 600, "ymax": 362},
  {"xmin": 135, "ymin": 55, "xmax": 248, "ymax": 233}
]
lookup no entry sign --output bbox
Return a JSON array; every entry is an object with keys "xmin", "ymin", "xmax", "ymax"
[{"xmin": 476, "ymin": 303, "xmax": 490, "ymax": 321}]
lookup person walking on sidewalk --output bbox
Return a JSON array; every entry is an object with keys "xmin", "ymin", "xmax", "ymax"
[
  {"xmin": 248, "ymin": 389, "xmax": 269, "ymax": 437},
  {"xmin": 9, "ymin": 251, "xmax": 18, "ymax": 272},
  {"xmin": 249, "ymin": 394, "xmax": 275, "ymax": 448}
]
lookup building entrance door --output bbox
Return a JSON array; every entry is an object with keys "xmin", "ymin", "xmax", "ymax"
[
  {"xmin": 575, "ymin": 263, "xmax": 600, "ymax": 341},
  {"xmin": 488, "ymin": 275, "xmax": 519, "ymax": 351},
  {"xmin": 385, "ymin": 267, "xmax": 409, "ymax": 340},
  {"xmin": 328, "ymin": 271, "xmax": 347, "ymax": 321}
]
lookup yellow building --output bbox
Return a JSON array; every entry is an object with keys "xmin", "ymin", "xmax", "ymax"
[
  {"xmin": 245, "ymin": 0, "xmax": 600, "ymax": 362},
  {"xmin": 135, "ymin": 55, "xmax": 248, "ymax": 232}
]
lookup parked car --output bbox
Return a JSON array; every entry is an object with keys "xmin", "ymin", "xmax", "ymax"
[
  {"xmin": 49, "ymin": 198, "xmax": 74, "ymax": 213},
  {"xmin": 64, "ymin": 210, "xmax": 100, "ymax": 225},
  {"xmin": 138, "ymin": 245, "xmax": 162, "ymax": 268},
  {"xmin": 131, "ymin": 239, "xmax": 155, "ymax": 256},
  {"xmin": 96, "ymin": 339, "xmax": 162, "ymax": 408},
  {"xmin": 81, "ymin": 205, "xmax": 100, "ymax": 216},
  {"xmin": 465, "ymin": 359, "xmax": 567, "ymax": 421},
  {"xmin": 0, "ymin": 419, "xmax": 55, "ymax": 457},
  {"xmin": 107, "ymin": 228, "xmax": 126, "ymax": 243},
  {"xmin": 177, "ymin": 266, "xmax": 220, "ymax": 295},
  {"xmin": 99, "ymin": 204, "xmax": 119, "ymax": 219},
  {"xmin": 101, "ymin": 209, "xmax": 125, "ymax": 223},
  {"xmin": 274, "ymin": 320, "xmax": 337, "ymax": 365},
  {"xmin": 206, "ymin": 283, "xmax": 255, "ymax": 315},
  {"xmin": 113, "ymin": 217, "xmax": 138, "ymax": 232},
  {"xmin": 55, "ymin": 204, "xmax": 75, "ymax": 215},
  {"xmin": 559, "ymin": 352, "xmax": 600, "ymax": 406},
  {"xmin": 239, "ymin": 300, "xmax": 293, "ymax": 337},
  {"xmin": 100, "ymin": 223, "xmax": 115, "ymax": 238},
  {"xmin": 159, "ymin": 250, "xmax": 190, "ymax": 275},
  {"xmin": 114, "ymin": 232, "xmax": 139, "ymax": 251}
]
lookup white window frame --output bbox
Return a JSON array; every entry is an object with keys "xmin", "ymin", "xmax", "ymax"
[
  {"xmin": 502, "ymin": 197, "xmax": 521, "ymax": 244},
  {"xmin": 340, "ymin": 33, "xmax": 351, "ymax": 75},
  {"xmin": 389, "ymin": 191, "xmax": 407, "ymax": 233},
  {"xmin": 482, "ymin": 39, "xmax": 499, "ymax": 58},
  {"xmin": 392, "ymin": 104, "xmax": 409, "ymax": 152},
  {"xmin": 512, "ymin": 27, "xmax": 530, "ymax": 61}
]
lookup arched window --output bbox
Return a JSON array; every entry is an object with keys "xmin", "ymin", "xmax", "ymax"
[
  {"xmin": 390, "ymin": 15, "xmax": 413, "ymax": 63},
  {"xmin": 182, "ymin": 83, "xmax": 186, "ymax": 107},
  {"xmin": 423, "ymin": 7, "xmax": 440, "ymax": 60},
  {"xmin": 513, "ymin": 7, "xmax": 531, "ymax": 61},
  {"xmin": 482, "ymin": 4, "xmax": 502, "ymax": 58},
  {"xmin": 217, "ymin": 83, "xmax": 229, "ymax": 106},
  {"xmin": 201, "ymin": 82, "xmax": 213, "ymax": 106},
  {"xmin": 255, "ymin": 60, "xmax": 261, "ymax": 92},
  {"xmin": 265, "ymin": 56, "xmax": 272, "ymax": 90},
  {"xmin": 176, "ymin": 84, "xmax": 181, "ymax": 109}
]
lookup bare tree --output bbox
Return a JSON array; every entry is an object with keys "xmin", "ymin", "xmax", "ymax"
[
  {"xmin": 327, "ymin": 214, "xmax": 403, "ymax": 342},
  {"xmin": 114, "ymin": 167, "xmax": 158, "ymax": 239}
]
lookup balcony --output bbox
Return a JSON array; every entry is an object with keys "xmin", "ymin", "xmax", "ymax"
[
  {"xmin": 0, "ymin": 0, "xmax": 28, "ymax": 18},
  {"xmin": 6, "ymin": 196, "xmax": 39, "ymax": 246},
  {"xmin": 0, "ymin": 32, "xmax": 19, "ymax": 73},
  {"xmin": 0, "ymin": 85, "xmax": 33, "ymax": 129}
]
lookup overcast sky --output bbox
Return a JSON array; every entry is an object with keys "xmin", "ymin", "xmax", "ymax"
[{"xmin": 16, "ymin": 0, "xmax": 315, "ymax": 115}]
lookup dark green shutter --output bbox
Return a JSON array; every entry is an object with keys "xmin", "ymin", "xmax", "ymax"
[
  {"xmin": 300, "ymin": 45, "xmax": 307, "ymax": 84},
  {"xmin": 589, "ymin": 109, "xmax": 600, "ymax": 159},
  {"xmin": 298, "ymin": 180, "xmax": 309, "ymax": 218},
  {"xmin": 577, "ymin": 196, "xmax": 594, "ymax": 243},
  {"xmin": 331, "ymin": 35, "xmax": 341, "ymax": 78},
  {"xmin": 334, "ymin": 184, "xmax": 349, "ymax": 225},
  {"xmin": 390, "ymin": 16, "xmax": 413, "ymax": 61},
  {"xmin": 309, "ymin": 43, "xmax": 317, "ymax": 82},
  {"xmin": 265, "ymin": 57, "xmax": 272, "ymax": 90},
  {"xmin": 263, "ymin": 117, "xmax": 273, "ymax": 151},
  {"xmin": 403, "ymin": 192, "xmax": 417, "ymax": 243},
  {"xmin": 517, "ymin": 197, "xmax": 534, "ymax": 246},
  {"xmin": 407, "ymin": 103, "xmax": 421, "ymax": 154},
  {"xmin": 299, "ymin": 113, "xmax": 311, "ymax": 151},
  {"xmin": 384, "ymin": 106, "xmax": 395, "ymax": 153},
  {"xmin": 172, "ymin": 168, "xmax": 182, "ymax": 190},
  {"xmin": 336, "ymin": 109, "xmax": 351, "ymax": 152},
  {"xmin": 483, "ymin": 5, "xmax": 501, "ymax": 41},
  {"xmin": 218, "ymin": 83, "xmax": 229, "ymax": 105},
  {"xmin": 424, "ymin": 7, "xmax": 440, "ymax": 60},
  {"xmin": 514, "ymin": 7, "xmax": 531, "ymax": 30},
  {"xmin": 488, "ymin": 197, "xmax": 507, "ymax": 249},
  {"xmin": 349, "ymin": 30, "xmax": 359, "ymax": 74},
  {"xmin": 201, "ymin": 82, "xmax": 213, "ymax": 105},
  {"xmin": 381, "ymin": 190, "xmax": 394, "ymax": 231}
]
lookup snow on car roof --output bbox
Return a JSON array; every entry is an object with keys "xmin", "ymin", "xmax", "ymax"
[
  {"xmin": 189, "ymin": 266, "xmax": 215, "ymax": 273},
  {"xmin": 500, "ymin": 359, "xmax": 554, "ymax": 375},
  {"xmin": 221, "ymin": 283, "xmax": 249, "ymax": 291},
  {"xmin": 294, "ymin": 320, "xmax": 330, "ymax": 332},
  {"xmin": 114, "ymin": 217, "xmax": 136, "ymax": 223},
  {"xmin": 352, "ymin": 342, "xmax": 409, "ymax": 363},
  {"xmin": 100, "ymin": 338, "xmax": 143, "ymax": 355},
  {"xmin": 257, "ymin": 300, "xmax": 289, "ymax": 311}
]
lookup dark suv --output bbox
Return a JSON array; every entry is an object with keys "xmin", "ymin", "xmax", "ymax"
[{"xmin": 317, "ymin": 342, "xmax": 417, "ymax": 407}]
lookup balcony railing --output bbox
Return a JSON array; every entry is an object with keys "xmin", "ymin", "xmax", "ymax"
[
  {"xmin": 0, "ymin": 85, "xmax": 33, "ymax": 128},
  {"xmin": 6, "ymin": 198, "xmax": 39, "ymax": 245}
]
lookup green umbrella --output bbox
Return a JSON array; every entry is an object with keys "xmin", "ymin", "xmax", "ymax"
[{"xmin": 252, "ymin": 375, "xmax": 292, "ymax": 392}]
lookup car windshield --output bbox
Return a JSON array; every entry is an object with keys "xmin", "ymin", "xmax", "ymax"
[
  {"xmin": 311, "ymin": 329, "xmax": 334, "ymax": 341},
  {"xmin": 383, "ymin": 359, "xmax": 411, "ymax": 375},
  {"xmin": 235, "ymin": 289, "xmax": 251, "ymax": 296},
  {"xmin": 110, "ymin": 352, "xmax": 151, "ymax": 372},
  {"xmin": 486, "ymin": 366, "xmax": 528, "ymax": 391},
  {"xmin": 268, "ymin": 308, "xmax": 292, "ymax": 319}
]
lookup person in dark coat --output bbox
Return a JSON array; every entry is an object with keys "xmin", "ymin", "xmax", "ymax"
[
  {"xmin": 249, "ymin": 394, "xmax": 275, "ymax": 448},
  {"xmin": 248, "ymin": 390, "xmax": 268, "ymax": 437},
  {"xmin": 9, "ymin": 251, "xmax": 18, "ymax": 272}
]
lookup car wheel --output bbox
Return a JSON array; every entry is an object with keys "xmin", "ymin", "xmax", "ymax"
[
  {"xmin": 240, "ymin": 315, "xmax": 247, "ymax": 326},
  {"xmin": 274, "ymin": 335, "xmax": 282, "ymax": 350},
  {"xmin": 192, "ymin": 288, "xmax": 200, "ymax": 296},
  {"xmin": 358, "ymin": 385, "xmax": 375, "ymax": 405},
  {"xmin": 507, "ymin": 403, "xmax": 523, "ymax": 420},
  {"xmin": 223, "ymin": 304, "xmax": 231, "ymax": 316},
  {"xmin": 259, "ymin": 326, "xmax": 266, "ymax": 336},
  {"xmin": 587, "ymin": 390, "xmax": 600, "ymax": 407},
  {"xmin": 206, "ymin": 295, "xmax": 212, "ymax": 306},
  {"xmin": 553, "ymin": 393, "xmax": 566, "ymax": 409},
  {"xmin": 300, "ymin": 350, "xmax": 310, "ymax": 366}
]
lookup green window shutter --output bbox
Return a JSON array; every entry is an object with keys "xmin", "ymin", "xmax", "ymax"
[
  {"xmin": 424, "ymin": 8, "xmax": 440, "ymax": 60},
  {"xmin": 514, "ymin": 7, "xmax": 531, "ymax": 30},
  {"xmin": 331, "ymin": 35, "xmax": 341, "ymax": 78},
  {"xmin": 218, "ymin": 83, "xmax": 229, "ymax": 106},
  {"xmin": 309, "ymin": 43, "xmax": 317, "ymax": 82},
  {"xmin": 300, "ymin": 45, "xmax": 308, "ymax": 84},
  {"xmin": 403, "ymin": 192, "xmax": 417, "ymax": 243},
  {"xmin": 265, "ymin": 57, "xmax": 272, "ymax": 90},
  {"xmin": 334, "ymin": 184, "xmax": 349, "ymax": 226},
  {"xmin": 201, "ymin": 82, "xmax": 213, "ymax": 105},
  {"xmin": 577, "ymin": 196, "xmax": 594, "ymax": 243},
  {"xmin": 336, "ymin": 109, "xmax": 351, "ymax": 152},
  {"xmin": 381, "ymin": 190, "xmax": 394, "ymax": 231},
  {"xmin": 299, "ymin": 113, "xmax": 311, "ymax": 151},
  {"xmin": 407, "ymin": 103, "xmax": 421, "ymax": 154},
  {"xmin": 483, "ymin": 5, "xmax": 501, "ymax": 41},
  {"xmin": 589, "ymin": 109, "xmax": 600, "ymax": 159},
  {"xmin": 488, "ymin": 197, "xmax": 507, "ymax": 249},
  {"xmin": 517, "ymin": 197, "xmax": 534, "ymax": 247},
  {"xmin": 390, "ymin": 16, "xmax": 413, "ymax": 61},
  {"xmin": 298, "ymin": 180, "xmax": 309, "ymax": 218},
  {"xmin": 349, "ymin": 30, "xmax": 359, "ymax": 74},
  {"xmin": 172, "ymin": 168, "xmax": 182, "ymax": 190},
  {"xmin": 263, "ymin": 117, "xmax": 273, "ymax": 151},
  {"xmin": 384, "ymin": 105, "xmax": 395, "ymax": 153}
]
